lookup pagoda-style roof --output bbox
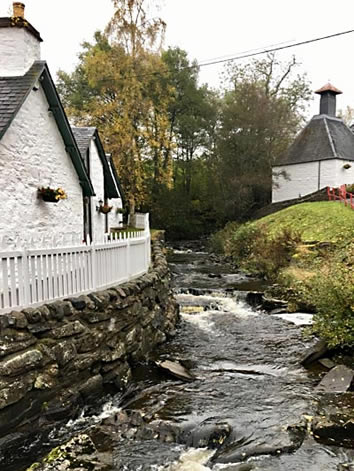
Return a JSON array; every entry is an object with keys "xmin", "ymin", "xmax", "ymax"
[
  {"xmin": 275, "ymin": 115, "xmax": 354, "ymax": 166},
  {"xmin": 315, "ymin": 83, "xmax": 342, "ymax": 95}
]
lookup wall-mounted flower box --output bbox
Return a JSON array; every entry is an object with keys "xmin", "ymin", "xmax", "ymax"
[
  {"xmin": 38, "ymin": 187, "xmax": 67, "ymax": 203},
  {"xmin": 98, "ymin": 204, "xmax": 113, "ymax": 214}
]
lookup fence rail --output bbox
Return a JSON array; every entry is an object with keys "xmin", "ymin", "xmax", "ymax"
[
  {"xmin": 0, "ymin": 214, "xmax": 151, "ymax": 314},
  {"xmin": 327, "ymin": 185, "xmax": 354, "ymax": 210}
]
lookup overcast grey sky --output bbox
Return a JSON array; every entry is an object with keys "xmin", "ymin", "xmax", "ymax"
[{"xmin": 1, "ymin": 0, "xmax": 354, "ymax": 118}]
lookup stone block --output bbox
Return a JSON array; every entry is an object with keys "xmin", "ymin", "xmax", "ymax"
[
  {"xmin": 88, "ymin": 291, "xmax": 110, "ymax": 310},
  {"xmin": 48, "ymin": 300, "xmax": 72, "ymax": 321},
  {"xmin": 6, "ymin": 311, "xmax": 28, "ymax": 329},
  {"xmin": 38, "ymin": 305, "xmax": 51, "ymax": 321},
  {"xmin": 102, "ymin": 343, "xmax": 126, "ymax": 362},
  {"xmin": 79, "ymin": 374, "xmax": 103, "ymax": 399},
  {"xmin": 49, "ymin": 321, "xmax": 86, "ymax": 339},
  {"xmin": 36, "ymin": 340, "xmax": 57, "ymax": 364},
  {"xmin": 23, "ymin": 307, "xmax": 42, "ymax": 324},
  {"xmin": 0, "ymin": 374, "xmax": 35, "ymax": 410},
  {"xmin": 74, "ymin": 331, "xmax": 105, "ymax": 353},
  {"xmin": 80, "ymin": 310, "xmax": 112, "ymax": 324},
  {"xmin": 115, "ymin": 287, "xmax": 127, "ymax": 298},
  {"xmin": 28, "ymin": 322, "xmax": 52, "ymax": 334},
  {"xmin": 54, "ymin": 340, "xmax": 77, "ymax": 367},
  {"xmin": 34, "ymin": 364, "xmax": 59, "ymax": 390},
  {"xmin": 0, "ymin": 348, "xmax": 43, "ymax": 376},
  {"xmin": 106, "ymin": 289, "xmax": 119, "ymax": 302},
  {"xmin": 0, "ymin": 316, "xmax": 9, "ymax": 331},
  {"xmin": 66, "ymin": 296, "xmax": 87, "ymax": 311},
  {"xmin": 0, "ymin": 329, "xmax": 36, "ymax": 358},
  {"xmin": 140, "ymin": 307, "xmax": 155, "ymax": 327},
  {"xmin": 73, "ymin": 354, "xmax": 96, "ymax": 371}
]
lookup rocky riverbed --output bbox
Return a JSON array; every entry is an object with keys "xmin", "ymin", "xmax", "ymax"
[{"xmin": 20, "ymin": 243, "xmax": 354, "ymax": 470}]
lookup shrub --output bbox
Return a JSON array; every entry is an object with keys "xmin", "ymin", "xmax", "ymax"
[
  {"xmin": 211, "ymin": 222, "xmax": 302, "ymax": 278},
  {"xmin": 229, "ymin": 222, "xmax": 259, "ymax": 264},
  {"xmin": 346, "ymin": 183, "xmax": 354, "ymax": 193},
  {"xmin": 209, "ymin": 222, "xmax": 240, "ymax": 255},
  {"xmin": 226, "ymin": 224, "xmax": 301, "ymax": 279},
  {"xmin": 243, "ymin": 226, "xmax": 302, "ymax": 279},
  {"xmin": 305, "ymin": 265, "xmax": 354, "ymax": 347}
]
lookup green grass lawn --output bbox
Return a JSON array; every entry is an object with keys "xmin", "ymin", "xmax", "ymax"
[
  {"xmin": 110, "ymin": 226, "xmax": 145, "ymax": 236},
  {"xmin": 259, "ymin": 201, "xmax": 354, "ymax": 243}
]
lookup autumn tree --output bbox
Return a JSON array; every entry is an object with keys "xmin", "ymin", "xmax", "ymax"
[
  {"xmin": 57, "ymin": 0, "xmax": 173, "ymax": 213},
  {"xmin": 211, "ymin": 53, "xmax": 312, "ymax": 221}
]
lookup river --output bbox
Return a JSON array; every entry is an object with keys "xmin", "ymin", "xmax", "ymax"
[{"xmin": 3, "ymin": 243, "xmax": 354, "ymax": 470}]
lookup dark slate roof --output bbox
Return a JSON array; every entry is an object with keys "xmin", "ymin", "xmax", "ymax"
[
  {"xmin": 275, "ymin": 115, "xmax": 354, "ymax": 166},
  {"xmin": 71, "ymin": 126, "xmax": 121, "ymax": 199},
  {"xmin": 71, "ymin": 126, "xmax": 96, "ymax": 159},
  {"xmin": 0, "ymin": 17, "xmax": 43, "ymax": 42},
  {"xmin": 0, "ymin": 61, "xmax": 44, "ymax": 139},
  {"xmin": 0, "ymin": 61, "xmax": 94, "ymax": 196}
]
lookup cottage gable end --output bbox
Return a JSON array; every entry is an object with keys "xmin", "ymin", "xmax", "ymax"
[
  {"xmin": 0, "ymin": 62, "xmax": 95, "ymax": 197},
  {"xmin": 0, "ymin": 79, "xmax": 85, "ymax": 239}
]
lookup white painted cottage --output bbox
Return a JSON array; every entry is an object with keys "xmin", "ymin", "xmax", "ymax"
[
  {"xmin": 272, "ymin": 84, "xmax": 354, "ymax": 203},
  {"xmin": 72, "ymin": 127, "xmax": 125, "ymax": 242},
  {"xmin": 0, "ymin": 3, "xmax": 124, "ymax": 243}
]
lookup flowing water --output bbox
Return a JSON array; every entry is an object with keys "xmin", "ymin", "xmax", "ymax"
[{"xmin": 3, "ymin": 244, "xmax": 354, "ymax": 470}]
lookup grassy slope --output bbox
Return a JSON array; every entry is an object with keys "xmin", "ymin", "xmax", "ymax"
[
  {"xmin": 212, "ymin": 201, "xmax": 354, "ymax": 346},
  {"xmin": 259, "ymin": 201, "xmax": 354, "ymax": 243},
  {"xmin": 256, "ymin": 202, "xmax": 354, "ymax": 347}
]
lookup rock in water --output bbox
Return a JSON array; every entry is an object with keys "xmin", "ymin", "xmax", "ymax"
[
  {"xmin": 300, "ymin": 339, "xmax": 328, "ymax": 367},
  {"xmin": 316, "ymin": 365, "xmax": 354, "ymax": 393},
  {"xmin": 155, "ymin": 360, "xmax": 195, "ymax": 382},
  {"xmin": 318, "ymin": 358, "xmax": 336, "ymax": 370}
]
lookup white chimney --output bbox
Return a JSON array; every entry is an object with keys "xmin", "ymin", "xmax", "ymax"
[{"xmin": 0, "ymin": 3, "xmax": 42, "ymax": 77}]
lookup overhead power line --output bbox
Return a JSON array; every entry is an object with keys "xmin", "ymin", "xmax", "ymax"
[
  {"xmin": 196, "ymin": 28, "xmax": 354, "ymax": 69},
  {"xmin": 197, "ymin": 39, "xmax": 295, "ymax": 65},
  {"xmin": 96, "ymin": 28, "xmax": 354, "ymax": 83}
]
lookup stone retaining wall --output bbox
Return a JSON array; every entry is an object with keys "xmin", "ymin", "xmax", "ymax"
[
  {"xmin": 252, "ymin": 187, "xmax": 328, "ymax": 220},
  {"xmin": 0, "ymin": 239, "xmax": 178, "ymax": 437}
]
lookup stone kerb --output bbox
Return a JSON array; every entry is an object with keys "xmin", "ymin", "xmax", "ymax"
[{"xmin": 0, "ymin": 239, "xmax": 179, "ymax": 436}]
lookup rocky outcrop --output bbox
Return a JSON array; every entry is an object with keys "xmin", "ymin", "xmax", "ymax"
[{"xmin": 0, "ymin": 239, "xmax": 178, "ymax": 438}]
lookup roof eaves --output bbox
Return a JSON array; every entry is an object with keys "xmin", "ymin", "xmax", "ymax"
[
  {"xmin": 92, "ymin": 130, "xmax": 119, "ymax": 199},
  {"xmin": 323, "ymin": 117, "xmax": 337, "ymax": 158},
  {"xmin": 40, "ymin": 64, "xmax": 95, "ymax": 197},
  {"xmin": 107, "ymin": 154, "xmax": 126, "ymax": 205}
]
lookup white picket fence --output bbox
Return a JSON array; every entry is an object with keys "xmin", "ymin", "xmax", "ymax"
[{"xmin": 0, "ymin": 214, "xmax": 151, "ymax": 314}]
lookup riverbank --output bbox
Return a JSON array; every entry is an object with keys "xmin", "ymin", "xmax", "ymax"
[
  {"xmin": 0, "ymin": 238, "xmax": 179, "ymax": 471},
  {"xmin": 24, "ymin": 243, "xmax": 354, "ymax": 470},
  {"xmin": 210, "ymin": 201, "xmax": 354, "ymax": 349}
]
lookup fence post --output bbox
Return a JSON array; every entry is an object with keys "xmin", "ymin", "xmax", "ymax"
[
  {"xmin": 327, "ymin": 186, "xmax": 331, "ymax": 200},
  {"xmin": 91, "ymin": 238, "xmax": 97, "ymax": 291},
  {"xmin": 126, "ymin": 233, "xmax": 131, "ymax": 280},
  {"xmin": 22, "ymin": 245, "xmax": 30, "ymax": 307}
]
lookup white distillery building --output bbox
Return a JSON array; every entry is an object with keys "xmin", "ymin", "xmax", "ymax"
[{"xmin": 272, "ymin": 84, "xmax": 354, "ymax": 203}]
